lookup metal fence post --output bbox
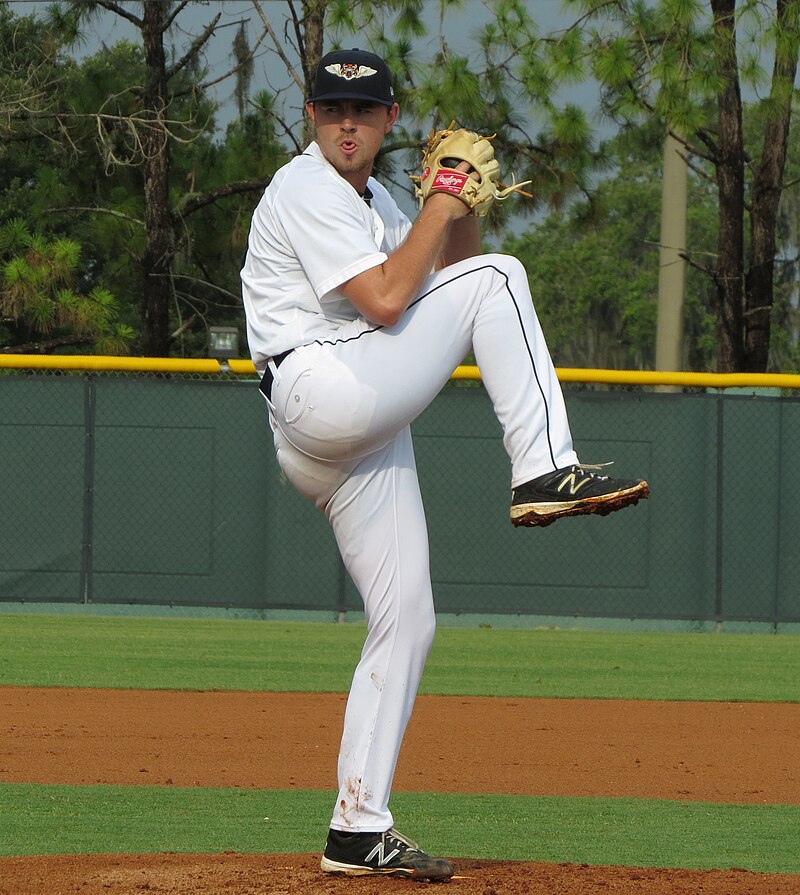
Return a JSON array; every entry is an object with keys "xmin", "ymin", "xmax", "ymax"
[
  {"xmin": 714, "ymin": 391, "xmax": 724, "ymax": 630},
  {"xmin": 772, "ymin": 402, "xmax": 784, "ymax": 633},
  {"xmin": 79, "ymin": 374, "xmax": 97, "ymax": 604}
]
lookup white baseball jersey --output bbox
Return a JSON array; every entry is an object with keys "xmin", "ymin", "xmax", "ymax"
[{"xmin": 241, "ymin": 141, "xmax": 412, "ymax": 373}]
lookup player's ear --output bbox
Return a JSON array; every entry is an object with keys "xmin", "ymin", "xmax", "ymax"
[
  {"xmin": 305, "ymin": 101, "xmax": 316, "ymax": 123},
  {"xmin": 384, "ymin": 103, "xmax": 400, "ymax": 133}
]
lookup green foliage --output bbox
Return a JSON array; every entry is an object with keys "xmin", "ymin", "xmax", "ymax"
[
  {"xmin": 593, "ymin": 35, "xmax": 637, "ymax": 90},
  {"xmin": 0, "ymin": 4, "xmax": 78, "ymax": 140},
  {"xmin": 415, "ymin": 55, "xmax": 488, "ymax": 126},
  {"xmin": 0, "ymin": 1, "xmax": 290, "ymax": 356},
  {"xmin": 505, "ymin": 218, "xmax": 658, "ymax": 370},
  {"xmin": 0, "ymin": 218, "xmax": 132, "ymax": 353},
  {"xmin": 560, "ymin": 0, "xmax": 800, "ymax": 371},
  {"xmin": 502, "ymin": 121, "xmax": 718, "ymax": 370},
  {"xmin": 328, "ymin": 0, "xmax": 431, "ymax": 41},
  {"xmin": 1, "ymin": 0, "xmax": 798, "ymax": 366},
  {"xmin": 0, "ymin": 1, "xmax": 612, "ymax": 354}
]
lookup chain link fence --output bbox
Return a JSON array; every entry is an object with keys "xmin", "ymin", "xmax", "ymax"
[{"xmin": 1, "ymin": 366, "xmax": 798, "ymax": 625}]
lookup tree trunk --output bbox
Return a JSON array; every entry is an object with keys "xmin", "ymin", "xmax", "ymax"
[
  {"xmin": 140, "ymin": 1, "xmax": 174, "ymax": 357},
  {"xmin": 301, "ymin": 0, "xmax": 327, "ymax": 147},
  {"xmin": 743, "ymin": 0, "xmax": 799, "ymax": 372},
  {"xmin": 711, "ymin": 0, "xmax": 747, "ymax": 373}
]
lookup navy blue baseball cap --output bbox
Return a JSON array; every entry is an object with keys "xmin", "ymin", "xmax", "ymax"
[{"xmin": 308, "ymin": 48, "xmax": 395, "ymax": 107}]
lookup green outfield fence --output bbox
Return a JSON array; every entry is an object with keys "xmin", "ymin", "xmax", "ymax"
[{"xmin": 1, "ymin": 355, "xmax": 799, "ymax": 627}]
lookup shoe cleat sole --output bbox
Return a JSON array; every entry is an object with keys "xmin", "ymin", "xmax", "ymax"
[
  {"xmin": 511, "ymin": 481, "xmax": 650, "ymax": 527},
  {"xmin": 321, "ymin": 856, "xmax": 453, "ymax": 880}
]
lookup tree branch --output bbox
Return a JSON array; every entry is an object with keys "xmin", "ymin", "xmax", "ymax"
[
  {"xmin": 170, "ymin": 313, "xmax": 197, "ymax": 339},
  {"xmin": 668, "ymin": 127, "xmax": 714, "ymax": 166},
  {"xmin": 163, "ymin": 0, "xmax": 191, "ymax": 33},
  {"xmin": 679, "ymin": 250, "xmax": 717, "ymax": 278},
  {"xmin": 44, "ymin": 206, "xmax": 144, "ymax": 227},
  {"xmin": 93, "ymin": 0, "xmax": 143, "ymax": 29},
  {"xmin": 251, "ymin": 0, "xmax": 305, "ymax": 94},
  {"xmin": 180, "ymin": 19, "xmax": 271, "ymax": 95},
  {"xmin": 166, "ymin": 12, "xmax": 221, "ymax": 80},
  {"xmin": 178, "ymin": 177, "xmax": 273, "ymax": 217}
]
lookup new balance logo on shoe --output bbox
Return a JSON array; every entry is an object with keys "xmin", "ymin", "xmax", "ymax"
[
  {"xmin": 556, "ymin": 470, "xmax": 592, "ymax": 495},
  {"xmin": 365, "ymin": 840, "xmax": 401, "ymax": 867}
]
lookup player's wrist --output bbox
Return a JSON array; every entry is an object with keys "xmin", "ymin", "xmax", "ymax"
[{"xmin": 423, "ymin": 191, "xmax": 472, "ymax": 221}]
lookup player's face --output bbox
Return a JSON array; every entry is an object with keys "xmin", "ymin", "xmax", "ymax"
[{"xmin": 307, "ymin": 99, "xmax": 399, "ymax": 191}]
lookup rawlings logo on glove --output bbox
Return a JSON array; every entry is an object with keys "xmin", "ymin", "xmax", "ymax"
[
  {"xmin": 430, "ymin": 170, "xmax": 471, "ymax": 193},
  {"xmin": 412, "ymin": 122, "xmax": 532, "ymax": 217}
]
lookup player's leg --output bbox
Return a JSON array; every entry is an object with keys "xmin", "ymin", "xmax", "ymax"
[
  {"xmin": 460, "ymin": 257, "xmax": 650, "ymax": 525},
  {"xmin": 325, "ymin": 427, "xmax": 433, "ymax": 833},
  {"xmin": 316, "ymin": 427, "xmax": 453, "ymax": 878},
  {"xmin": 270, "ymin": 252, "xmax": 646, "ymax": 525},
  {"xmin": 271, "ymin": 427, "xmax": 431, "ymax": 829},
  {"xmin": 271, "ymin": 253, "xmax": 571, "ymax": 474}
]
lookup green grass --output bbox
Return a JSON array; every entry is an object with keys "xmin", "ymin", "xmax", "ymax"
[
  {"xmin": 0, "ymin": 613, "xmax": 798, "ymax": 873},
  {"xmin": 2, "ymin": 784, "xmax": 799, "ymax": 873},
  {"xmin": 0, "ymin": 614, "xmax": 797, "ymax": 701}
]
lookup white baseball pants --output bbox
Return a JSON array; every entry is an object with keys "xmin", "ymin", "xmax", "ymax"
[{"xmin": 265, "ymin": 253, "xmax": 579, "ymax": 832}]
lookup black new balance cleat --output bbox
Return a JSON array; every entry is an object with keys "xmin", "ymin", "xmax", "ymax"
[
  {"xmin": 320, "ymin": 827, "xmax": 455, "ymax": 880},
  {"xmin": 511, "ymin": 464, "xmax": 650, "ymax": 528}
]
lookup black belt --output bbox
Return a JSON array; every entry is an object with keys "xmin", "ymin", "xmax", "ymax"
[{"xmin": 259, "ymin": 349, "xmax": 293, "ymax": 401}]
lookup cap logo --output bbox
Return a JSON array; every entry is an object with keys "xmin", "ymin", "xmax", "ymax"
[{"xmin": 326, "ymin": 62, "xmax": 378, "ymax": 80}]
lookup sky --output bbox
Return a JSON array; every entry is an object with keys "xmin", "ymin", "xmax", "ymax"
[{"xmin": 8, "ymin": 0, "xmax": 599, "ymax": 136}]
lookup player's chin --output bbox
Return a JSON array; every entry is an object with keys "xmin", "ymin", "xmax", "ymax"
[{"xmin": 333, "ymin": 153, "xmax": 370, "ymax": 176}]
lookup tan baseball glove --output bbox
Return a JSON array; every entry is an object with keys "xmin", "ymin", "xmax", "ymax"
[{"xmin": 412, "ymin": 122, "xmax": 532, "ymax": 217}]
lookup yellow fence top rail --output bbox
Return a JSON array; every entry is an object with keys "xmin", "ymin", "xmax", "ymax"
[
  {"xmin": 0, "ymin": 354, "xmax": 221, "ymax": 374},
  {"xmin": 449, "ymin": 364, "xmax": 800, "ymax": 390},
  {"xmin": 2, "ymin": 354, "xmax": 800, "ymax": 390}
]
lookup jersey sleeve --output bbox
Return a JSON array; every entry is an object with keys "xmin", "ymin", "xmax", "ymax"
[{"xmin": 275, "ymin": 167, "xmax": 387, "ymax": 302}]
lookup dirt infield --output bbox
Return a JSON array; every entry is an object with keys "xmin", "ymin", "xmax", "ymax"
[
  {"xmin": 1, "ymin": 687, "xmax": 799, "ymax": 894},
  {"xmin": 3, "ymin": 853, "xmax": 800, "ymax": 895}
]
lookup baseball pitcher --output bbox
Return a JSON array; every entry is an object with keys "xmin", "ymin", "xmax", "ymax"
[{"xmin": 241, "ymin": 47, "xmax": 649, "ymax": 881}]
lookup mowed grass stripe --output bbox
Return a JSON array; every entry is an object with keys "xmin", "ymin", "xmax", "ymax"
[
  {"xmin": 1, "ymin": 615, "xmax": 797, "ymax": 701},
  {"xmin": 1, "ymin": 784, "xmax": 798, "ymax": 874}
]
